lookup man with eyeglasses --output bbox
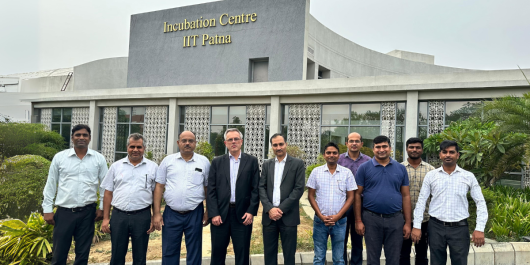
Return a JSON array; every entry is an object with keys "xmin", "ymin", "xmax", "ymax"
[
  {"xmin": 338, "ymin": 132, "xmax": 371, "ymax": 265},
  {"xmin": 42, "ymin": 124, "xmax": 108, "ymax": 264},
  {"xmin": 207, "ymin": 128, "xmax": 260, "ymax": 265},
  {"xmin": 307, "ymin": 142, "xmax": 357, "ymax": 265},
  {"xmin": 100, "ymin": 133, "xmax": 158, "ymax": 264},
  {"xmin": 152, "ymin": 131, "xmax": 211, "ymax": 265},
  {"xmin": 259, "ymin": 133, "xmax": 305, "ymax": 265}
]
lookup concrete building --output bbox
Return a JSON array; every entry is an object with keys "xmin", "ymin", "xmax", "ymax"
[{"xmin": 3, "ymin": 0, "xmax": 528, "ymax": 186}]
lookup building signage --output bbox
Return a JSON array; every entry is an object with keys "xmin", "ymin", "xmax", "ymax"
[{"xmin": 163, "ymin": 13, "xmax": 258, "ymax": 47}]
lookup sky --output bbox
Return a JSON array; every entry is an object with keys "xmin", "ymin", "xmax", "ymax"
[{"xmin": 1, "ymin": 0, "xmax": 530, "ymax": 75}]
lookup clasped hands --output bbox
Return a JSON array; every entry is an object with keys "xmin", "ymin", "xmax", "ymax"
[
  {"xmin": 319, "ymin": 214, "xmax": 340, "ymax": 226},
  {"xmin": 268, "ymin": 207, "xmax": 283, "ymax": 221}
]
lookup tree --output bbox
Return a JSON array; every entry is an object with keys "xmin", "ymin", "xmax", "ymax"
[
  {"xmin": 423, "ymin": 118, "xmax": 527, "ymax": 187},
  {"xmin": 0, "ymin": 123, "xmax": 65, "ymax": 165}
]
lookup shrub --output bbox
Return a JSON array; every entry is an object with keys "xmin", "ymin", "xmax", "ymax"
[
  {"xmin": 268, "ymin": 145, "xmax": 306, "ymax": 160},
  {"xmin": 0, "ymin": 155, "xmax": 51, "ymax": 220},
  {"xmin": 195, "ymin": 141, "xmax": 214, "ymax": 162},
  {"xmin": 360, "ymin": 146, "xmax": 374, "ymax": 157},
  {"xmin": 0, "ymin": 213, "xmax": 53, "ymax": 264}
]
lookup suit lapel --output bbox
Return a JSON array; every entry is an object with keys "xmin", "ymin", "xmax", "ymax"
[
  {"xmin": 270, "ymin": 159, "xmax": 276, "ymax": 186},
  {"xmin": 224, "ymin": 154, "xmax": 231, "ymax": 184},
  {"xmin": 236, "ymin": 153, "xmax": 248, "ymax": 181},
  {"xmin": 280, "ymin": 157, "xmax": 291, "ymax": 184}
]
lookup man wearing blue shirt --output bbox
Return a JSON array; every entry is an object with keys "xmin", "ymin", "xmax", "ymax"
[{"xmin": 354, "ymin": 135, "xmax": 411, "ymax": 265}]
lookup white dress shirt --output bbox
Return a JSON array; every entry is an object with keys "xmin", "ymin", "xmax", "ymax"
[
  {"xmin": 42, "ymin": 148, "xmax": 108, "ymax": 213},
  {"xmin": 100, "ymin": 156, "xmax": 158, "ymax": 211},
  {"xmin": 306, "ymin": 164, "xmax": 358, "ymax": 216},
  {"xmin": 229, "ymin": 152, "xmax": 241, "ymax": 203},
  {"xmin": 413, "ymin": 165, "xmax": 488, "ymax": 232},
  {"xmin": 155, "ymin": 152, "xmax": 210, "ymax": 211},
  {"xmin": 272, "ymin": 154, "xmax": 288, "ymax": 207}
]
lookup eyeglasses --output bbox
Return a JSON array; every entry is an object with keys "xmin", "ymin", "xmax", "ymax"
[
  {"xmin": 226, "ymin": 138, "xmax": 241, "ymax": 142},
  {"xmin": 179, "ymin": 139, "xmax": 196, "ymax": 144}
]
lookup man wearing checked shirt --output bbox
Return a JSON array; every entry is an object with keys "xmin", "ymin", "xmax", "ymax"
[
  {"xmin": 412, "ymin": 140, "xmax": 487, "ymax": 265},
  {"xmin": 307, "ymin": 142, "xmax": 357, "ymax": 265},
  {"xmin": 100, "ymin": 133, "xmax": 158, "ymax": 264},
  {"xmin": 153, "ymin": 131, "xmax": 211, "ymax": 265}
]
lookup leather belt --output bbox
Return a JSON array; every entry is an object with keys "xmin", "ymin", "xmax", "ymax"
[
  {"xmin": 114, "ymin": 206, "xmax": 150, "ymax": 215},
  {"xmin": 364, "ymin": 209, "xmax": 402, "ymax": 218},
  {"xmin": 431, "ymin": 217, "xmax": 468, "ymax": 227},
  {"xmin": 229, "ymin": 203, "xmax": 236, "ymax": 208},
  {"xmin": 58, "ymin": 203, "xmax": 96, "ymax": 212}
]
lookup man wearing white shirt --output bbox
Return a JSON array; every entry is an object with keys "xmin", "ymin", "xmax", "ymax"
[
  {"xmin": 412, "ymin": 140, "xmax": 488, "ymax": 265},
  {"xmin": 100, "ymin": 133, "xmax": 158, "ymax": 265},
  {"xmin": 153, "ymin": 131, "xmax": 211, "ymax": 265},
  {"xmin": 42, "ymin": 124, "xmax": 108, "ymax": 265}
]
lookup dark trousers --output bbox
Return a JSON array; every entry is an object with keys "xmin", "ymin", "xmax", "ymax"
[
  {"xmin": 263, "ymin": 218, "xmax": 297, "ymax": 265},
  {"xmin": 428, "ymin": 218, "xmax": 470, "ymax": 265},
  {"xmin": 400, "ymin": 221, "xmax": 429, "ymax": 265},
  {"xmin": 110, "ymin": 207, "xmax": 151, "ymax": 265},
  {"xmin": 211, "ymin": 207, "xmax": 252, "ymax": 265},
  {"xmin": 343, "ymin": 205, "xmax": 364, "ymax": 265},
  {"xmin": 162, "ymin": 204, "xmax": 204, "ymax": 265},
  {"xmin": 363, "ymin": 210, "xmax": 404, "ymax": 265},
  {"xmin": 51, "ymin": 205, "xmax": 96, "ymax": 265}
]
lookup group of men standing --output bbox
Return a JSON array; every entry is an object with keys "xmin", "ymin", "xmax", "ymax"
[{"xmin": 42, "ymin": 124, "xmax": 488, "ymax": 265}]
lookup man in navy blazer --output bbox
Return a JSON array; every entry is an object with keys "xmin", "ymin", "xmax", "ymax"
[{"xmin": 207, "ymin": 128, "xmax": 260, "ymax": 265}]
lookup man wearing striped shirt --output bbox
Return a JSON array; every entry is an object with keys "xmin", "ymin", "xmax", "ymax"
[{"xmin": 412, "ymin": 140, "xmax": 488, "ymax": 265}]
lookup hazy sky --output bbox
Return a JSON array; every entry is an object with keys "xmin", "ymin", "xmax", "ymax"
[{"xmin": 1, "ymin": 0, "xmax": 530, "ymax": 75}]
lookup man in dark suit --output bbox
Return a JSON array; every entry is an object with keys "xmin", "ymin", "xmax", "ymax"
[
  {"xmin": 207, "ymin": 128, "xmax": 260, "ymax": 265},
  {"xmin": 259, "ymin": 133, "xmax": 306, "ymax": 265}
]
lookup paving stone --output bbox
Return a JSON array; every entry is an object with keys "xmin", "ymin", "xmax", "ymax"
[
  {"xmin": 473, "ymin": 243, "xmax": 494, "ymax": 265},
  {"xmin": 299, "ymin": 252, "xmax": 314, "ymax": 264},
  {"xmin": 491, "ymin": 243, "xmax": 515, "ymax": 265},
  {"xmin": 511, "ymin": 242, "xmax": 530, "ymax": 265},
  {"xmin": 250, "ymin": 254, "xmax": 264, "ymax": 265}
]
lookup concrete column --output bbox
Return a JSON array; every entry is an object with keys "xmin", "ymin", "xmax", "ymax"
[
  {"xmin": 270, "ymin": 96, "xmax": 281, "ymax": 135},
  {"xmin": 88, "ymin": 100, "xmax": 99, "ymax": 150},
  {"xmin": 404, "ymin": 91, "xmax": 419, "ymax": 160},
  {"xmin": 166, "ymin": 98, "xmax": 180, "ymax": 154}
]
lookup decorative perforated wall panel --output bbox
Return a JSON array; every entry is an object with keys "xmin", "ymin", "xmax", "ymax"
[
  {"xmin": 523, "ymin": 167, "xmax": 530, "ymax": 188},
  {"xmin": 245, "ymin": 105, "xmax": 266, "ymax": 168},
  {"xmin": 101, "ymin": 107, "xmax": 117, "ymax": 165},
  {"xmin": 144, "ymin": 106, "xmax": 168, "ymax": 163},
  {"xmin": 184, "ymin": 106, "xmax": 211, "ymax": 142},
  {"xmin": 287, "ymin": 104, "xmax": 321, "ymax": 166},
  {"xmin": 40, "ymin": 109, "xmax": 52, "ymax": 130},
  {"xmin": 428, "ymin": 101, "xmax": 445, "ymax": 136},
  {"xmin": 381, "ymin": 102, "xmax": 396, "ymax": 147},
  {"xmin": 69, "ymin": 108, "xmax": 90, "ymax": 148}
]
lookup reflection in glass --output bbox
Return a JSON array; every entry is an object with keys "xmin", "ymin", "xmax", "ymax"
[
  {"xmin": 99, "ymin": 108, "xmax": 104, "ymax": 122},
  {"xmin": 229, "ymin": 106, "xmax": 246, "ymax": 124},
  {"xmin": 210, "ymin": 125, "xmax": 227, "ymax": 156},
  {"xmin": 131, "ymin": 107, "xmax": 145, "ymax": 123},
  {"xmin": 418, "ymin": 126, "xmax": 428, "ymax": 140},
  {"xmin": 98, "ymin": 126, "xmax": 103, "ymax": 151},
  {"xmin": 115, "ymin": 153, "xmax": 127, "ymax": 161},
  {"xmin": 211, "ymin": 107, "xmax": 228, "ymax": 124},
  {"xmin": 349, "ymin": 126, "xmax": 380, "ymax": 148},
  {"xmin": 179, "ymin": 106, "xmax": 185, "ymax": 123},
  {"xmin": 282, "ymin": 105, "xmax": 288, "ymax": 125},
  {"xmin": 281, "ymin": 126, "xmax": 288, "ymax": 141},
  {"xmin": 418, "ymin": 102, "xmax": 428, "ymax": 126},
  {"xmin": 118, "ymin": 107, "xmax": 131, "ymax": 123},
  {"xmin": 51, "ymin": 124, "xmax": 60, "ymax": 133},
  {"xmin": 396, "ymin": 103, "xmax": 406, "ymax": 125},
  {"xmin": 445, "ymin": 101, "xmax": 480, "ymax": 125},
  {"xmin": 322, "ymin": 105, "xmax": 349, "ymax": 126},
  {"xmin": 62, "ymin": 108, "xmax": 72, "ymax": 123},
  {"xmin": 351, "ymin": 104, "xmax": 380, "ymax": 125},
  {"xmin": 131, "ymin": 124, "xmax": 143, "ymax": 134},
  {"xmin": 116, "ymin": 124, "xmax": 129, "ymax": 152},
  {"xmin": 395, "ymin": 126, "xmax": 404, "ymax": 162},
  {"xmin": 52, "ymin": 109, "xmax": 61, "ymax": 122},
  {"xmin": 61, "ymin": 124, "xmax": 71, "ymax": 147},
  {"xmin": 320, "ymin": 126, "xmax": 348, "ymax": 153}
]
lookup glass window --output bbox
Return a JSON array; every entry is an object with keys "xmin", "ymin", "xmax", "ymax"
[
  {"xmin": 116, "ymin": 124, "xmax": 129, "ymax": 152},
  {"xmin": 320, "ymin": 127, "xmax": 348, "ymax": 153},
  {"xmin": 212, "ymin": 106, "xmax": 228, "ymax": 124},
  {"xmin": 418, "ymin": 102, "xmax": 428, "ymax": 126},
  {"xmin": 62, "ymin": 108, "xmax": 72, "ymax": 123},
  {"xmin": 395, "ymin": 126, "xmax": 404, "ymax": 162},
  {"xmin": 131, "ymin": 107, "xmax": 145, "ymax": 123},
  {"xmin": 117, "ymin": 107, "xmax": 131, "ymax": 123},
  {"xmin": 349, "ymin": 126, "xmax": 380, "ymax": 148},
  {"xmin": 266, "ymin": 105, "xmax": 271, "ymax": 125},
  {"xmin": 351, "ymin": 104, "xmax": 380, "ymax": 125},
  {"xmin": 282, "ymin": 105, "xmax": 289, "ymax": 125},
  {"xmin": 210, "ymin": 106, "xmax": 246, "ymax": 156},
  {"xmin": 396, "ymin": 103, "xmax": 406, "ymax": 126},
  {"xmin": 51, "ymin": 108, "xmax": 73, "ymax": 149},
  {"xmin": 229, "ymin": 106, "xmax": 246, "ymax": 124},
  {"xmin": 322, "ymin": 105, "xmax": 349, "ymax": 126},
  {"xmin": 210, "ymin": 125, "xmax": 227, "ymax": 156},
  {"xmin": 445, "ymin": 101, "xmax": 480, "ymax": 125},
  {"xmin": 52, "ymin": 109, "xmax": 61, "ymax": 122},
  {"xmin": 418, "ymin": 127, "xmax": 428, "ymax": 140},
  {"xmin": 115, "ymin": 107, "xmax": 146, "ymax": 158}
]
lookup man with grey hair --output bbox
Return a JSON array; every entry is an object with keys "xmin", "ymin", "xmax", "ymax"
[
  {"xmin": 208, "ymin": 128, "xmax": 260, "ymax": 265},
  {"xmin": 100, "ymin": 133, "xmax": 158, "ymax": 265}
]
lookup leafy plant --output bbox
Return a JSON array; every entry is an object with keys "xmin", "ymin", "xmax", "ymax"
[
  {"xmin": 267, "ymin": 145, "xmax": 306, "ymax": 160},
  {"xmin": 0, "ymin": 213, "xmax": 53, "ymax": 264},
  {"xmin": 195, "ymin": 141, "xmax": 214, "ymax": 162},
  {"xmin": 423, "ymin": 118, "xmax": 527, "ymax": 186},
  {"xmin": 0, "ymin": 155, "xmax": 51, "ymax": 220}
]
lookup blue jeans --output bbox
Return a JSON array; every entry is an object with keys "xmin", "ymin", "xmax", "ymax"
[{"xmin": 313, "ymin": 215, "xmax": 347, "ymax": 265}]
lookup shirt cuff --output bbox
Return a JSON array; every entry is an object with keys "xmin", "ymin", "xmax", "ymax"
[
  {"xmin": 43, "ymin": 205, "xmax": 54, "ymax": 214},
  {"xmin": 413, "ymin": 220, "xmax": 422, "ymax": 230},
  {"xmin": 475, "ymin": 224, "xmax": 485, "ymax": 232}
]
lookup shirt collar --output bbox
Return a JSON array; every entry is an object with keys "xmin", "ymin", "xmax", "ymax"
[
  {"xmin": 275, "ymin": 154, "xmax": 288, "ymax": 163},
  {"xmin": 176, "ymin": 152, "xmax": 196, "ymax": 162},
  {"xmin": 68, "ymin": 148, "xmax": 95, "ymax": 157},
  {"xmin": 437, "ymin": 165, "xmax": 463, "ymax": 174},
  {"xmin": 344, "ymin": 152, "xmax": 365, "ymax": 162},
  {"xmin": 402, "ymin": 159, "xmax": 428, "ymax": 167},
  {"xmin": 229, "ymin": 152, "xmax": 242, "ymax": 160},
  {"xmin": 123, "ymin": 156, "xmax": 146, "ymax": 166},
  {"xmin": 324, "ymin": 164, "xmax": 341, "ymax": 173},
  {"xmin": 371, "ymin": 157, "xmax": 394, "ymax": 167}
]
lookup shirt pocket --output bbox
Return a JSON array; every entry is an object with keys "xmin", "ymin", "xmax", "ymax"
[
  {"xmin": 455, "ymin": 180, "xmax": 470, "ymax": 197},
  {"xmin": 143, "ymin": 173, "xmax": 156, "ymax": 190},
  {"xmin": 190, "ymin": 171, "xmax": 205, "ymax": 186}
]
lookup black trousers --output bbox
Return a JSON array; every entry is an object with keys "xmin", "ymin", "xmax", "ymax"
[
  {"xmin": 110, "ymin": 207, "xmax": 151, "ymax": 265},
  {"xmin": 343, "ymin": 205, "xmax": 364, "ymax": 265},
  {"xmin": 263, "ymin": 218, "xmax": 297, "ymax": 265},
  {"xmin": 211, "ymin": 207, "xmax": 252, "ymax": 265},
  {"xmin": 428, "ymin": 218, "xmax": 470, "ymax": 265},
  {"xmin": 51, "ymin": 205, "xmax": 96, "ymax": 265},
  {"xmin": 400, "ymin": 221, "xmax": 429, "ymax": 265},
  {"xmin": 363, "ymin": 210, "xmax": 404, "ymax": 265}
]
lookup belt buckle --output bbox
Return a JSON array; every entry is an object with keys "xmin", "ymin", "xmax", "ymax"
[
  {"xmin": 443, "ymin": 221, "xmax": 452, "ymax": 227},
  {"xmin": 72, "ymin": 208, "xmax": 77, "ymax": 212}
]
